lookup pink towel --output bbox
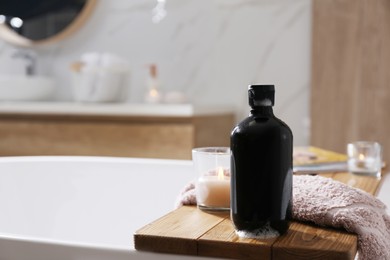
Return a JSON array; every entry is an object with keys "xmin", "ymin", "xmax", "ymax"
[{"xmin": 175, "ymin": 175, "xmax": 390, "ymax": 260}]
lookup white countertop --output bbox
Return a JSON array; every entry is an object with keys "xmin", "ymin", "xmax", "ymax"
[{"xmin": 0, "ymin": 102, "xmax": 235, "ymax": 117}]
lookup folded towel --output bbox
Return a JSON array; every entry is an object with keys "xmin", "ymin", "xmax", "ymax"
[{"xmin": 175, "ymin": 175, "xmax": 390, "ymax": 260}]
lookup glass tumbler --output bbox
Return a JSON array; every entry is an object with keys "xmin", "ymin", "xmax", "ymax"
[
  {"xmin": 192, "ymin": 147, "xmax": 230, "ymax": 211},
  {"xmin": 347, "ymin": 141, "xmax": 382, "ymax": 178}
]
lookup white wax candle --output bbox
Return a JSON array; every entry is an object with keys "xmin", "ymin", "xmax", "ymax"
[
  {"xmin": 348, "ymin": 157, "xmax": 380, "ymax": 174},
  {"xmin": 197, "ymin": 174, "xmax": 230, "ymax": 208}
]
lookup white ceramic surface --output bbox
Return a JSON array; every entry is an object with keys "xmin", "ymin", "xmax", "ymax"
[
  {"xmin": 377, "ymin": 174, "xmax": 390, "ymax": 214},
  {"xmin": 0, "ymin": 75, "xmax": 55, "ymax": 101},
  {"xmin": 0, "ymin": 156, "xmax": 221, "ymax": 260}
]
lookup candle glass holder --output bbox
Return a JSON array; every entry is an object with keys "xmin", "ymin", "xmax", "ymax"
[
  {"xmin": 192, "ymin": 147, "xmax": 230, "ymax": 211},
  {"xmin": 347, "ymin": 141, "xmax": 382, "ymax": 178}
]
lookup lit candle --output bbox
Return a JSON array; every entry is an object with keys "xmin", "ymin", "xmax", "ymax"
[
  {"xmin": 348, "ymin": 153, "xmax": 379, "ymax": 174},
  {"xmin": 197, "ymin": 167, "xmax": 230, "ymax": 209},
  {"xmin": 347, "ymin": 141, "xmax": 382, "ymax": 177},
  {"xmin": 356, "ymin": 154, "xmax": 366, "ymax": 168},
  {"xmin": 192, "ymin": 147, "xmax": 230, "ymax": 211}
]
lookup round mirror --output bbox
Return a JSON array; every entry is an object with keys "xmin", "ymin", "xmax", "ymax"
[{"xmin": 0, "ymin": 0, "xmax": 97, "ymax": 47}]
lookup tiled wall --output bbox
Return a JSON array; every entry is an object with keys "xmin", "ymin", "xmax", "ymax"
[{"xmin": 0, "ymin": 0, "xmax": 312, "ymax": 145}]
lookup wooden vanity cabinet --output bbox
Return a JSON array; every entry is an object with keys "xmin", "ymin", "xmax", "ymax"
[
  {"xmin": 0, "ymin": 113, "xmax": 235, "ymax": 159},
  {"xmin": 311, "ymin": 0, "xmax": 390, "ymax": 164}
]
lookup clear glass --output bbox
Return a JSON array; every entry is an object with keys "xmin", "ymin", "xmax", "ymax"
[
  {"xmin": 347, "ymin": 141, "xmax": 382, "ymax": 178},
  {"xmin": 192, "ymin": 147, "xmax": 230, "ymax": 211}
]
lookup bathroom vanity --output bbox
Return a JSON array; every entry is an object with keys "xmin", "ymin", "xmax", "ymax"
[{"xmin": 0, "ymin": 102, "xmax": 235, "ymax": 159}]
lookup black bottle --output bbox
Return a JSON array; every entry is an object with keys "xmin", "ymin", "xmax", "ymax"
[{"xmin": 230, "ymin": 85, "xmax": 293, "ymax": 234}]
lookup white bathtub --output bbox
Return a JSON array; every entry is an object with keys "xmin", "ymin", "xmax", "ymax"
[
  {"xmin": 0, "ymin": 156, "xmax": 389, "ymax": 260},
  {"xmin": 0, "ymin": 156, "xmax": 221, "ymax": 260}
]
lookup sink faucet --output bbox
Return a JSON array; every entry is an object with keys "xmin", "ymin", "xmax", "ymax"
[{"xmin": 12, "ymin": 49, "xmax": 37, "ymax": 76}]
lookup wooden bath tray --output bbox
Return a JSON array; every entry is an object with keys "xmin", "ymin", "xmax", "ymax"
[{"xmin": 134, "ymin": 171, "xmax": 384, "ymax": 259}]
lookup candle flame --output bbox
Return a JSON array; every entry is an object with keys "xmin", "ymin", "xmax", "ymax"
[
  {"xmin": 217, "ymin": 167, "xmax": 224, "ymax": 180},
  {"xmin": 359, "ymin": 154, "xmax": 365, "ymax": 160}
]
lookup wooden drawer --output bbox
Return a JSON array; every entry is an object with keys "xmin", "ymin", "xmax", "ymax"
[{"xmin": 0, "ymin": 114, "xmax": 234, "ymax": 159}]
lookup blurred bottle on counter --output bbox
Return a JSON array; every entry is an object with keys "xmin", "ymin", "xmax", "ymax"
[{"xmin": 144, "ymin": 64, "xmax": 162, "ymax": 103}]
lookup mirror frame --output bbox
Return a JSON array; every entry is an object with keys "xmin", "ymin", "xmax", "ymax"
[{"xmin": 0, "ymin": 0, "xmax": 97, "ymax": 47}]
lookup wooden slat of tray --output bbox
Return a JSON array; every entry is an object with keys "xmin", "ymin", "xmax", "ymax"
[
  {"xmin": 134, "ymin": 172, "xmax": 384, "ymax": 259},
  {"xmin": 272, "ymin": 222, "xmax": 357, "ymax": 260},
  {"xmin": 134, "ymin": 206, "xmax": 228, "ymax": 255},
  {"xmin": 198, "ymin": 218, "xmax": 277, "ymax": 259}
]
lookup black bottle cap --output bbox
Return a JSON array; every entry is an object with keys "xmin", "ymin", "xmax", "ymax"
[{"xmin": 248, "ymin": 85, "xmax": 275, "ymax": 107}]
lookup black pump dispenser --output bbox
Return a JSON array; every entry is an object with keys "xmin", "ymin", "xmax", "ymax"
[{"xmin": 230, "ymin": 84, "xmax": 293, "ymax": 235}]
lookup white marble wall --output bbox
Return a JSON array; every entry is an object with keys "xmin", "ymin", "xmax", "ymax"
[{"xmin": 0, "ymin": 0, "xmax": 312, "ymax": 145}]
